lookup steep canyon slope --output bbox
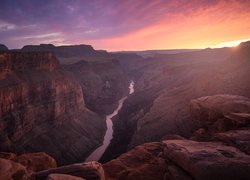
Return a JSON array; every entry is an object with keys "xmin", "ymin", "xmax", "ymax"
[
  {"xmin": 103, "ymin": 43, "xmax": 250, "ymax": 161},
  {"xmin": 0, "ymin": 52, "xmax": 106, "ymax": 165}
]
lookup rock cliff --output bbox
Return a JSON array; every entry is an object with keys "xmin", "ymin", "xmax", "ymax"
[
  {"xmin": 65, "ymin": 59, "xmax": 129, "ymax": 115},
  {"xmin": 103, "ymin": 94, "xmax": 250, "ymax": 180},
  {"xmin": 103, "ymin": 44, "xmax": 250, "ymax": 161},
  {"xmin": 0, "ymin": 52, "xmax": 106, "ymax": 165}
]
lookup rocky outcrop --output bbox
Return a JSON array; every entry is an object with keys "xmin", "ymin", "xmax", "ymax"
[
  {"xmin": 0, "ymin": 158, "xmax": 27, "ymax": 180},
  {"xmin": 104, "ymin": 139, "xmax": 250, "ymax": 180},
  {"xmin": 163, "ymin": 139, "xmax": 250, "ymax": 180},
  {"xmin": 0, "ymin": 44, "xmax": 8, "ymax": 51},
  {"xmin": 213, "ymin": 127, "xmax": 250, "ymax": 155},
  {"xmin": 0, "ymin": 52, "xmax": 106, "ymax": 165},
  {"xmin": 0, "ymin": 155, "xmax": 103, "ymax": 180},
  {"xmin": 65, "ymin": 60, "xmax": 129, "ymax": 115},
  {"xmin": 16, "ymin": 152, "xmax": 57, "ymax": 172},
  {"xmin": 103, "ymin": 142, "xmax": 166, "ymax": 180},
  {"xmin": 103, "ymin": 94, "xmax": 250, "ymax": 179},
  {"xmin": 190, "ymin": 95, "xmax": 250, "ymax": 138},
  {"xmin": 0, "ymin": 152, "xmax": 57, "ymax": 172},
  {"xmin": 190, "ymin": 95, "xmax": 250, "ymax": 142}
]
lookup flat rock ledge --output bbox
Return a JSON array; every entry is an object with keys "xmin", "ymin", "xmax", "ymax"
[{"xmin": 32, "ymin": 161, "xmax": 104, "ymax": 180}]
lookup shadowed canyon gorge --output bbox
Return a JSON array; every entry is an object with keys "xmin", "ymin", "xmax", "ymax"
[{"xmin": 0, "ymin": 41, "xmax": 250, "ymax": 180}]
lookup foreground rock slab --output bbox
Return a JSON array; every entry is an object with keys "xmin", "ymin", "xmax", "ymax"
[
  {"xmin": 33, "ymin": 161, "xmax": 104, "ymax": 180},
  {"xmin": 47, "ymin": 173, "xmax": 85, "ymax": 180},
  {"xmin": 163, "ymin": 139, "xmax": 250, "ymax": 180},
  {"xmin": 213, "ymin": 127, "xmax": 250, "ymax": 155},
  {"xmin": 103, "ymin": 142, "xmax": 166, "ymax": 180}
]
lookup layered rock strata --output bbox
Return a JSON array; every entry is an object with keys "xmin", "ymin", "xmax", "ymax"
[{"xmin": 0, "ymin": 52, "xmax": 106, "ymax": 165}]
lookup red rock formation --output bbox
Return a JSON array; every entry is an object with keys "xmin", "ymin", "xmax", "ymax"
[
  {"xmin": 0, "ymin": 154, "xmax": 103, "ymax": 180},
  {"xmin": 213, "ymin": 127, "xmax": 250, "ymax": 155},
  {"xmin": 190, "ymin": 95, "xmax": 250, "ymax": 141},
  {"xmin": 0, "ymin": 152, "xmax": 17, "ymax": 160},
  {"xmin": 0, "ymin": 158, "xmax": 27, "ymax": 180},
  {"xmin": 103, "ymin": 94, "xmax": 250, "ymax": 180},
  {"xmin": 107, "ymin": 44, "xmax": 250, "ymax": 158},
  {"xmin": 163, "ymin": 139, "xmax": 250, "ymax": 180},
  {"xmin": 0, "ymin": 52, "xmax": 106, "ymax": 165},
  {"xmin": 0, "ymin": 52, "xmax": 60, "ymax": 80},
  {"xmin": 16, "ymin": 152, "xmax": 57, "ymax": 172},
  {"xmin": 190, "ymin": 95, "xmax": 250, "ymax": 129},
  {"xmin": 103, "ymin": 137, "xmax": 250, "ymax": 180},
  {"xmin": 0, "ymin": 152, "xmax": 57, "ymax": 172},
  {"xmin": 103, "ymin": 142, "xmax": 166, "ymax": 180}
]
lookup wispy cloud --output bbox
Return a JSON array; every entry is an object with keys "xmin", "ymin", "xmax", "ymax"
[
  {"xmin": 0, "ymin": 0, "xmax": 250, "ymax": 50},
  {"xmin": 16, "ymin": 32, "xmax": 61, "ymax": 40},
  {"xmin": 0, "ymin": 21, "xmax": 16, "ymax": 31}
]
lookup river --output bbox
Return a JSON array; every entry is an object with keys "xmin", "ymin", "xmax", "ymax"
[{"xmin": 85, "ymin": 80, "xmax": 135, "ymax": 161}]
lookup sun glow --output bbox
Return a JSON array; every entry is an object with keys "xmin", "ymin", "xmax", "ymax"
[{"xmin": 213, "ymin": 38, "xmax": 250, "ymax": 48}]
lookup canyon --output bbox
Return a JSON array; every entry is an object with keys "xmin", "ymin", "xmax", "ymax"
[
  {"xmin": 0, "ymin": 42, "xmax": 250, "ymax": 179},
  {"xmin": 0, "ymin": 47, "xmax": 129, "ymax": 166},
  {"xmin": 101, "ymin": 42, "xmax": 250, "ymax": 162}
]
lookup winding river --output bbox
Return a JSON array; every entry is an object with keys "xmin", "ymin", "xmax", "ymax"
[{"xmin": 85, "ymin": 80, "xmax": 135, "ymax": 161}]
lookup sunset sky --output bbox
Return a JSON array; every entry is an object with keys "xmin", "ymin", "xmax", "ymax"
[{"xmin": 1, "ymin": 0, "xmax": 250, "ymax": 51}]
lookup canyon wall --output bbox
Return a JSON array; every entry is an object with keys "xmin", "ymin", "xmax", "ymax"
[
  {"xmin": 0, "ymin": 52, "xmax": 106, "ymax": 165},
  {"xmin": 103, "ymin": 44, "xmax": 250, "ymax": 161},
  {"xmin": 65, "ymin": 59, "xmax": 129, "ymax": 115},
  {"xmin": 103, "ymin": 94, "xmax": 250, "ymax": 180}
]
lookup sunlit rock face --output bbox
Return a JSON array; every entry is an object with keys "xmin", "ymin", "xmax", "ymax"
[{"xmin": 0, "ymin": 52, "xmax": 106, "ymax": 165}]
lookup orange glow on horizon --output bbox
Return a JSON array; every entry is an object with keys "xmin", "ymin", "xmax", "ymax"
[{"xmin": 81, "ymin": 1, "xmax": 250, "ymax": 51}]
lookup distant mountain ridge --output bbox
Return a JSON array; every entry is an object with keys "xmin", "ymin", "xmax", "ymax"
[{"xmin": 21, "ymin": 44, "xmax": 110, "ymax": 58}]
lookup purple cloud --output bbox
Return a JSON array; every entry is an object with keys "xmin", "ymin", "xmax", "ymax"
[{"xmin": 0, "ymin": 0, "xmax": 249, "ymax": 49}]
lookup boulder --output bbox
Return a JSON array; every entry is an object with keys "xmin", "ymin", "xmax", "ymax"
[
  {"xmin": 16, "ymin": 152, "xmax": 57, "ymax": 172},
  {"xmin": 0, "ymin": 158, "xmax": 27, "ymax": 180},
  {"xmin": 190, "ymin": 95, "xmax": 250, "ymax": 136},
  {"xmin": 103, "ymin": 142, "xmax": 166, "ymax": 180},
  {"xmin": 0, "ymin": 152, "xmax": 17, "ymax": 161},
  {"xmin": 213, "ymin": 127, "xmax": 250, "ymax": 155},
  {"xmin": 163, "ymin": 139, "xmax": 250, "ymax": 180}
]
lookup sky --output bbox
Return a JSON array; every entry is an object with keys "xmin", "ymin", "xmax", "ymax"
[{"xmin": 0, "ymin": 0, "xmax": 250, "ymax": 51}]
